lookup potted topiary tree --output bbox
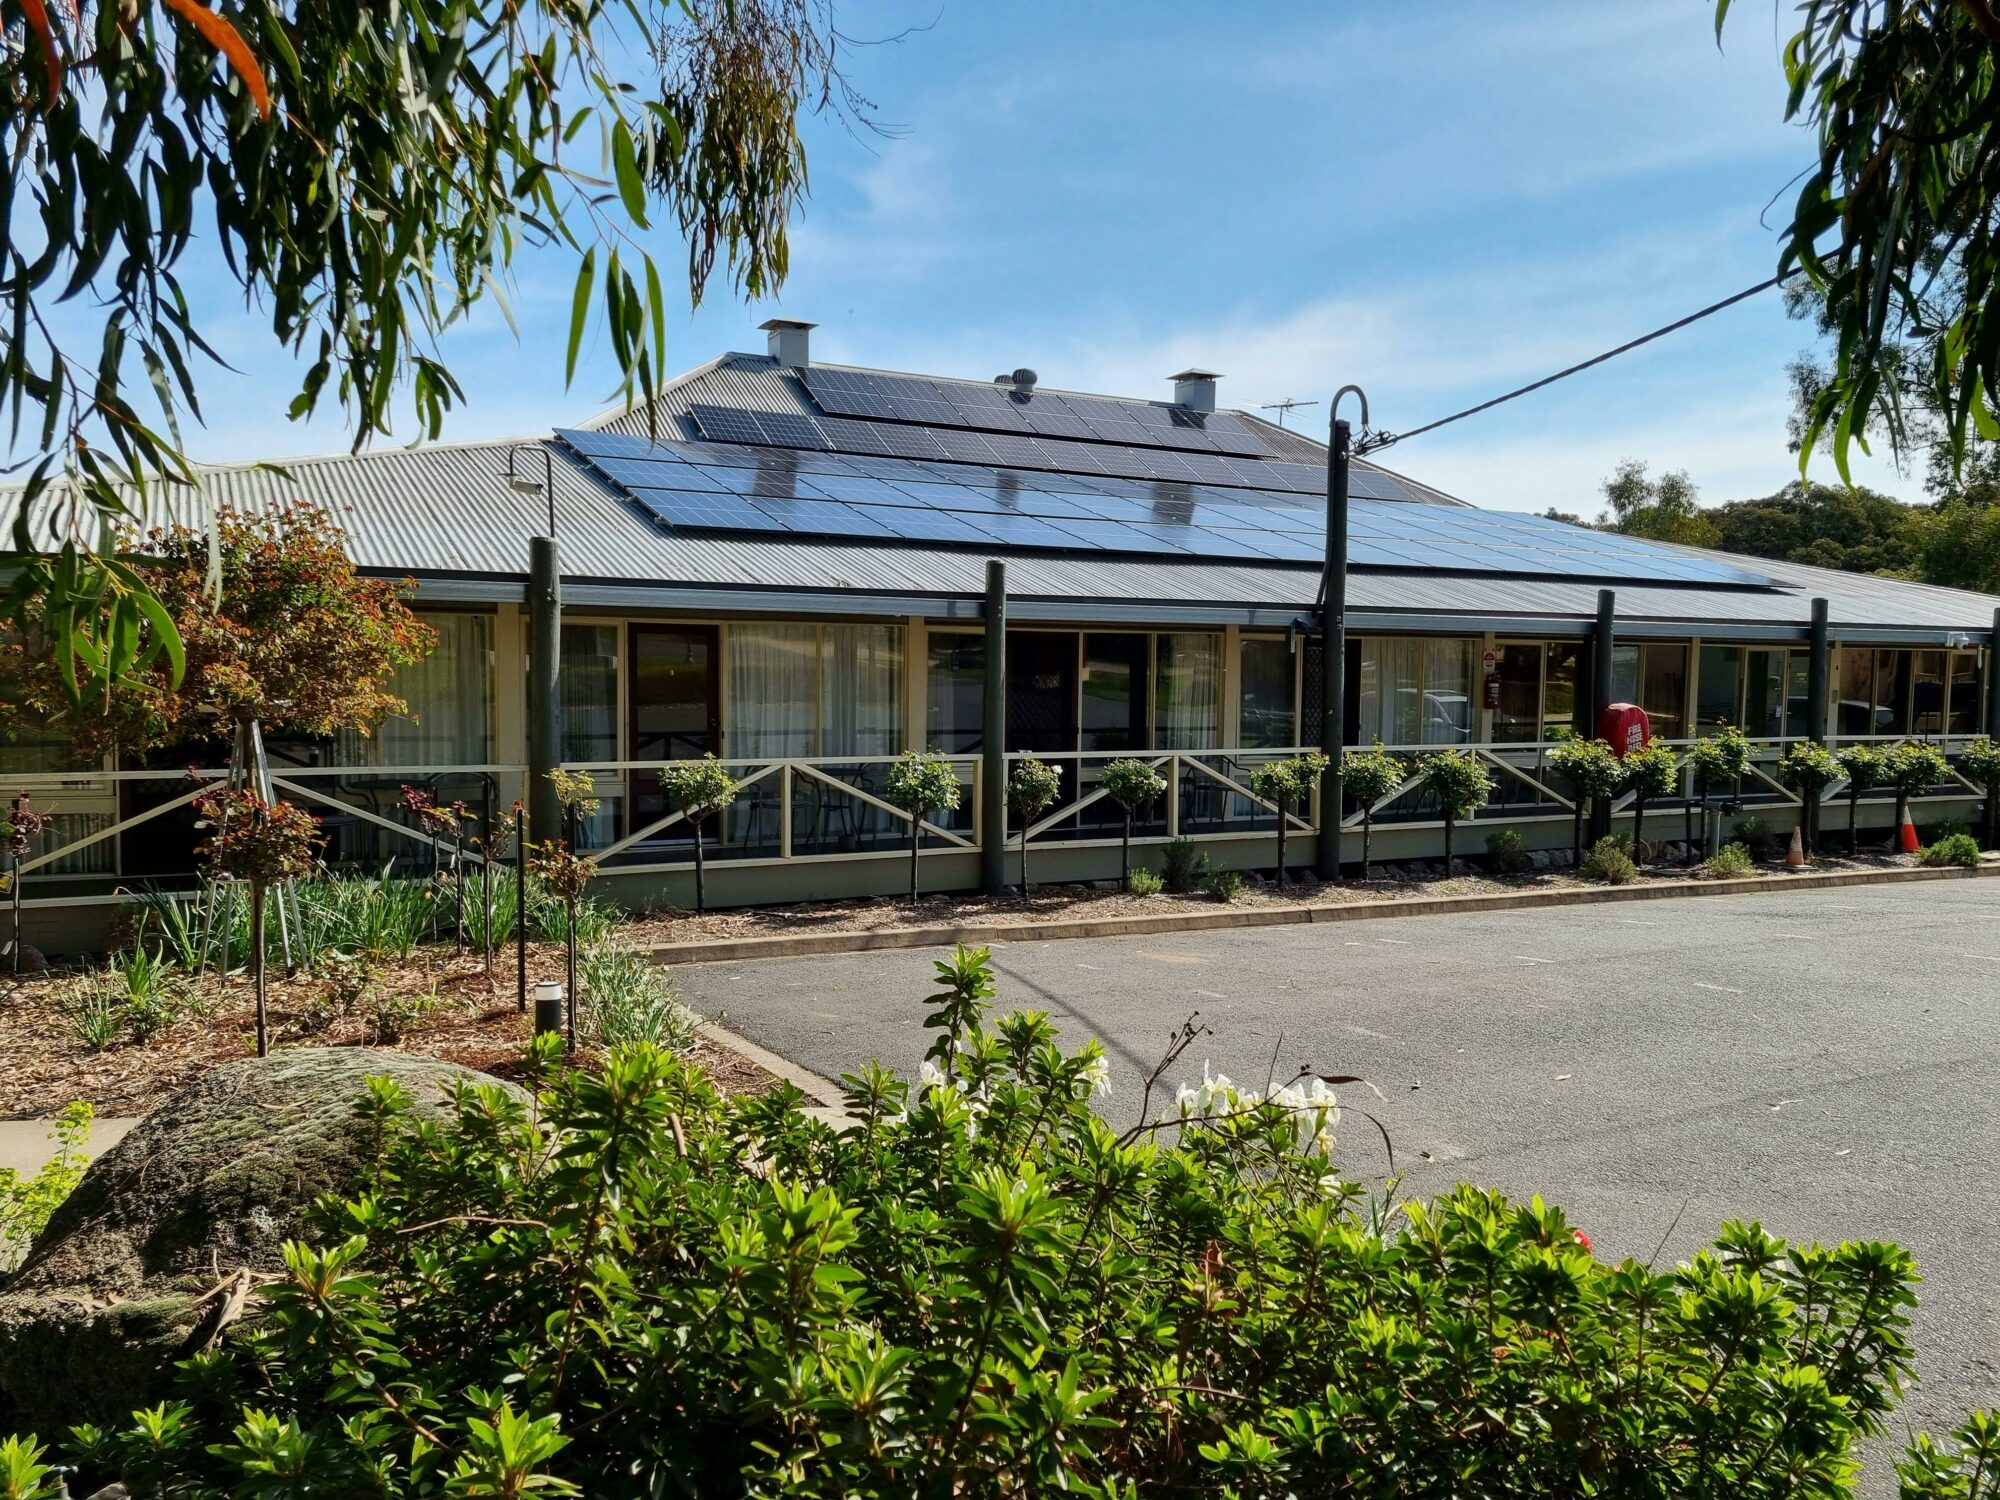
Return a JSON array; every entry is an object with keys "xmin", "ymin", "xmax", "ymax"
[
  {"xmin": 1414, "ymin": 748, "xmax": 1494, "ymax": 877},
  {"xmin": 1776, "ymin": 740, "xmax": 1840, "ymax": 855},
  {"xmin": 1683, "ymin": 727, "xmax": 1752, "ymax": 864},
  {"xmin": 1341, "ymin": 744, "xmax": 1407, "ymax": 880},
  {"xmin": 1834, "ymin": 744, "xmax": 1888, "ymax": 856},
  {"xmin": 886, "ymin": 751, "xmax": 963, "ymax": 904},
  {"xmin": 1885, "ymin": 740, "xmax": 1950, "ymax": 850},
  {"xmin": 1959, "ymin": 736, "xmax": 2000, "ymax": 849},
  {"xmin": 1247, "ymin": 752, "xmax": 1327, "ymax": 886},
  {"xmin": 193, "ymin": 786, "xmax": 322, "ymax": 1057},
  {"xmin": 1619, "ymin": 740, "xmax": 1680, "ymax": 864},
  {"xmin": 1005, "ymin": 755, "xmax": 1062, "ymax": 898},
  {"xmin": 1099, "ymin": 758, "xmax": 1168, "ymax": 891},
  {"xmin": 658, "ymin": 755, "xmax": 739, "ymax": 915},
  {"xmin": 1548, "ymin": 738, "xmax": 1621, "ymax": 871}
]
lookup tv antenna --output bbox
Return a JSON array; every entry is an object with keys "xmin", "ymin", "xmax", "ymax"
[{"xmin": 1259, "ymin": 397, "xmax": 1319, "ymax": 429}]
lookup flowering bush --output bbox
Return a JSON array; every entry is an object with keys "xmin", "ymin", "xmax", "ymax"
[
  {"xmin": 1099, "ymin": 756, "xmax": 1168, "ymax": 890},
  {"xmin": 885, "ymin": 751, "xmax": 963, "ymax": 902},
  {"xmin": 1005, "ymin": 755, "xmax": 1062, "ymax": 894},
  {"xmin": 9, "ymin": 943, "xmax": 1973, "ymax": 1499}
]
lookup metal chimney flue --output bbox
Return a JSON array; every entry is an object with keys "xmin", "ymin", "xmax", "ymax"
[
  {"xmin": 760, "ymin": 317, "xmax": 816, "ymax": 368},
  {"xmin": 1169, "ymin": 368, "xmax": 1221, "ymax": 413}
]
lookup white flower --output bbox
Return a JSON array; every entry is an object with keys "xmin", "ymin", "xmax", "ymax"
[
  {"xmin": 917, "ymin": 1060, "xmax": 946, "ymax": 1096},
  {"xmin": 1078, "ymin": 1053, "xmax": 1112, "ymax": 1100},
  {"xmin": 1176, "ymin": 1083, "xmax": 1201, "ymax": 1119},
  {"xmin": 1317, "ymin": 1173, "xmax": 1342, "ymax": 1196}
]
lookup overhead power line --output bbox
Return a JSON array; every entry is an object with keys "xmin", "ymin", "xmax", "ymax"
[{"xmin": 1355, "ymin": 271, "xmax": 1796, "ymax": 457}]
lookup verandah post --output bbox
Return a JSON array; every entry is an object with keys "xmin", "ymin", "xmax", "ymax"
[
  {"xmin": 1808, "ymin": 597, "xmax": 1830, "ymax": 853},
  {"xmin": 528, "ymin": 536, "xmax": 564, "ymax": 846},
  {"xmin": 1589, "ymin": 589, "xmax": 1616, "ymax": 844},
  {"xmin": 981, "ymin": 561, "xmax": 1008, "ymax": 895},
  {"xmin": 1987, "ymin": 607, "xmax": 2000, "ymax": 847}
]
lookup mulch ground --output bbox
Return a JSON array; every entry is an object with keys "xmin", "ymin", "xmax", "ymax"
[
  {"xmin": 1, "ymin": 942, "xmax": 778, "ymax": 1121},
  {"xmin": 618, "ymin": 848, "xmax": 1932, "ymax": 947}
]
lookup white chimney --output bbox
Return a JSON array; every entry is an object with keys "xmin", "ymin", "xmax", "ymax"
[
  {"xmin": 1169, "ymin": 368, "xmax": 1221, "ymax": 413},
  {"xmin": 760, "ymin": 317, "xmax": 816, "ymax": 368}
]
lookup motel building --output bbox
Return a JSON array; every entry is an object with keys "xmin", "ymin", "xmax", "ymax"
[{"xmin": 6, "ymin": 318, "xmax": 2000, "ymax": 940}]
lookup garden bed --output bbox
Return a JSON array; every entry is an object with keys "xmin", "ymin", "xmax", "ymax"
[
  {"xmin": 617, "ymin": 846, "xmax": 1935, "ymax": 947},
  {"xmin": 0, "ymin": 943, "xmax": 779, "ymax": 1120}
]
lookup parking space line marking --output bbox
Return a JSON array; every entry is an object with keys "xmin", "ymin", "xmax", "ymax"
[
  {"xmin": 1515, "ymin": 955, "xmax": 1557, "ymax": 964},
  {"xmin": 1376, "ymin": 938, "xmax": 1410, "ymax": 945},
  {"xmin": 1693, "ymin": 982, "xmax": 1744, "ymax": 993},
  {"xmin": 1616, "ymin": 919, "xmax": 1657, "ymax": 926},
  {"xmin": 1966, "ymin": 954, "xmax": 2000, "ymax": 962}
]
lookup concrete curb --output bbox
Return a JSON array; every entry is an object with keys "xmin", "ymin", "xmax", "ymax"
[
  {"xmin": 655, "ymin": 861, "xmax": 2000, "ymax": 968},
  {"xmin": 697, "ymin": 1019, "xmax": 853, "ymax": 1125}
]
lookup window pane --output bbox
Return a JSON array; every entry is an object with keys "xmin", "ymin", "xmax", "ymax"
[
  {"xmin": 1787, "ymin": 652, "xmax": 1812, "ymax": 738},
  {"xmin": 1695, "ymin": 645, "xmax": 1740, "ymax": 734},
  {"xmin": 727, "ymin": 623, "xmax": 817, "ymax": 758},
  {"xmin": 926, "ymin": 634, "xmax": 985, "ymax": 754},
  {"xmin": 1239, "ymin": 638, "xmax": 1296, "ymax": 749},
  {"xmin": 348, "ymin": 611, "xmax": 493, "ymax": 765},
  {"xmin": 822, "ymin": 624, "xmax": 902, "ymax": 757},
  {"xmin": 1836, "ymin": 648, "xmax": 1874, "ymax": 737},
  {"xmin": 1492, "ymin": 644, "xmax": 1541, "ymax": 743},
  {"xmin": 1422, "ymin": 639, "xmax": 1475, "ymax": 744},
  {"xmin": 1911, "ymin": 650, "xmax": 1947, "ymax": 736},
  {"xmin": 1609, "ymin": 645, "xmax": 1641, "ymax": 706},
  {"xmin": 1639, "ymin": 644, "xmax": 1687, "ymax": 738},
  {"xmin": 1543, "ymin": 643, "xmax": 1580, "ymax": 739},
  {"xmin": 1154, "ymin": 633, "xmax": 1220, "ymax": 749},
  {"xmin": 558, "ymin": 624, "xmax": 619, "ymax": 763},
  {"xmin": 1743, "ymin": 649, "xmax": 1787, "ymax": 740},
  {"xmin": 1948, "ymin": 651, "xmax": 1983, "ymax": 735},
  {"xmin": 1082, "ymin": 633, "xmax": 1149, "ymax": 752},
  {"xmin": 1873, "ymin": 649, "xmax": 1910, "ymax": 735}
]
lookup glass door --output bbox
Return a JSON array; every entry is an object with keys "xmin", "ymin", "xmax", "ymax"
[{"xmin": 628, "ymin": 625, "xmax": 719, "ymax": 836}]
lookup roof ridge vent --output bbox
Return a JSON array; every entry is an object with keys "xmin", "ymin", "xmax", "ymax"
[{"xmin": 993, "ymin": 367, "xmax": 1038, "ymax": 392}]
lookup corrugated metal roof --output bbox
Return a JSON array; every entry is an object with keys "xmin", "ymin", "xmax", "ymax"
[{"xmin": 3, "ymin": 354, "xmax": 1997, "ymax": 641}]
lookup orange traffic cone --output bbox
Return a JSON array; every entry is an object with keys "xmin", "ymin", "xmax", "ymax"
[
  {"xmin": 1785, "ymin": 825, "xmax": 1806, "ymax": 868},
  {"xmin": 1900, "ymin": 811, "xmax": 1921, "ymax": 854}
]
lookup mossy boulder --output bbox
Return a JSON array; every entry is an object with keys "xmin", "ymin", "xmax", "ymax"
[{"xmin": 0, "ymin": 1048, "xmax": 526, "ymax": 1435}]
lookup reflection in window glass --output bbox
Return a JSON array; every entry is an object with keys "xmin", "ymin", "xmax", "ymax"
[
  {"xmin": 1874, "ymin": 649, "xmax": 1910, "ymax": 735},
  {"xmin": 1238, "ymin": 638, "xmax": 1297, "ymax": 749},
  {"xmin": 1082, "ymin": 633, "xmax": 1148, "ymax": 752},
  {"xmin": 1743, "ymin": 650, "xmax": 1787, "ymax": 739},
  {"xmin": 926, "ymin": 634, "xmax": 984, "ymax": 754},
  {"xmin": 1492, "ymin": 644, "xmax": 1541, "ymax": 743},
  {"xmin": 1948, "ymin": 651, "xmax": 1983, "ymax": 735},
  {"xmin": 1695, "ymin": 645, "xmax": 1741, "ymax": 733},
  {"xmin": 1911, "ymin": 651, "xmax": 1948, "ymax": 736},
  {"xmin": 1640, "ymin": 644, "xmax": 1687, "ymax": 738},
  {"xmin": 1543, "ymin": 643, "xmax": 1579, "ymax": 739},
  {"xmin": 1837, "ymin": 648, "xmax": 1875, "ymax": 736},
  {"xmin": 558, "ymin": 624, "xmax": 618, "ymax": 764},
  {"xmin": 1357, "ymin": 638, "xmax": 1474, "ymax": 745},
  {"xmin": 1609, "ymin": 645, "xmax": 1640, "ymax": 706},
  {"xmin": 1154, "ymin": 633, "xmax": 1220, "ymax": 749},
  {"xmin": 821, "ymin": 624, "xmax": 902, "ymax": 757},
  {"xmin": 1787, "ymin": 652, "xmax": 1812, "ymax": 738}
]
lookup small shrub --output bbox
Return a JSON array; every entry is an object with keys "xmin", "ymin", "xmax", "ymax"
[
  {"xmin": 1162, "ymin": 834, "xmax": 1208, "ymax": 894},
  {"xmin": 580, "ymin": 941, "xmax": 697, "ymax": 1051},
  {"xmin": 1343, "ymin": 743, "xmax": 1409, "ymax": 877},
  {"xmin": 1699, "ymin": 841, "xmax": 1756, "ymax": 879},
  {"xmin": 1927, "ymin": 816, "xmax": 1974, "ymax": 845},
  {"xmin": 0, "ymin": 1101, "xmax": 93, "ymax": 1272},
  {"xmin": 1202, "ymin": 867, "xmax": 1246, "ymax": 903},
  {"xmin": 1732, "ymin": 814, "xmax": 1783, "ymax": 859},
  {"xmin": 886, "ymin": 750, "xmax": 964, "ymax": 902},
  {"xmin": 62, "ymin": 980, "xmax": 123, "ymax": 1050},
  {"xmin": 1484, "ymin": 827, "xmax": 1530, "ymax": 873},
  {"xmin": 1128, "ymin": 868, "xmax": 1164, "ymax": 897},
  {"xmin": 1581, "ymin": 835, "xmax": 1639, "ymax": 885},
  {"xmin": 364, "ymin": 983, "xmax": 441, "ymax": 1046},
  {"xmin": 1919, "ymin": 832, "xmax": 1981, "ymax": 868},
  {"xmin": 1100, "ymin": 757, "xmax": 1169, "ymax": 889}
]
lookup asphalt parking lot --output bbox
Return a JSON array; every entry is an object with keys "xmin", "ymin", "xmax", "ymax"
[{"xmin": 676, "ymin": 878, "xmax": 2000, "ymax": 1471}]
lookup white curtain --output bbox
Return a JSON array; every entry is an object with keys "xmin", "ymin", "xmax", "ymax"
[
  {"xmin": 821, "ymin": 625, "xmax": 903, "ymax": 757},
  {"xmin": 1357, "ymin": 637, "xmax": 1473, "ymax": 746},
  {"xmin": 345, "ymin": 611, "xmax": 492, "ymax": 765},
  {"xmin": 1155, "ymin": 633, "xmax": 1220, "ymax": 749},
  {"xmin": 727, "ymin": 623, "xmax": 818, "ymax": 758}
]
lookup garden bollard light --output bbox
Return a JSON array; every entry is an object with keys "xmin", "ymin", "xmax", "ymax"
[{"xmin": 533, "ymin": 980, "xmax": 566, "ymax": 1039}]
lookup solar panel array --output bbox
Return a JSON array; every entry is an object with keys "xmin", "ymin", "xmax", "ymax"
[
  {"xmin": 556, "ymin": 427, "xmax": 1773, "ymax": 585},
  {"xmin": 799, "ymin": 366, "xmax": 1272, "ymax": 456},
  {"xmin": 686, "ymin": 403, "xmax": 1349, "ymax": 495}
]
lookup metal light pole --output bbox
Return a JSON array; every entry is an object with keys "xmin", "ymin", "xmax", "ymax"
[
  {"xmin": 1316, "ymin": 385, "xmax": 1368, "ymax": 882},
  {"xmin": 508, "ymin": 442, "xmax": 558, "ymax": 538}
]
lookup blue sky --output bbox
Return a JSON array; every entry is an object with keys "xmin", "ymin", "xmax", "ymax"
[{"xmin": 60, "ymin": 2, "xmax": 1916, "ymax": 510}]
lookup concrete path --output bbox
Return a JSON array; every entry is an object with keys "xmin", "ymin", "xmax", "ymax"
[
  {"xmin": 675, "ymin": 879, "xmax": 2000, "ymax": 1482},
  {"xmin": 0, "ymin": 1115, "xmax": 136, "ymax": 1176}
]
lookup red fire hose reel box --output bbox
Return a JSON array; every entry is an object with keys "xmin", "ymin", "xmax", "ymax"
[{"xmin": 1597, "ymin": 703, "xmax": 1652, "ymax": 758}]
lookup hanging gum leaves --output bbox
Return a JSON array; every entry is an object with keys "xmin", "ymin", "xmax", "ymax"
[{"xmin": 160, "ymin": 0, "xmax": 273, "ymax": 121}]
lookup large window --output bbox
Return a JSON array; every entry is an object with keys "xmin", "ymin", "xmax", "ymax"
[
  {"xmin": 1492, "ymin": 643, "xmax": 1543, "ymax": 743},
  {"xmin": 1696, "ymin": 645, "xmax": 1787, "ymax": 737},
  {"xmin": 1082, "ymin": 633, "xmax": 1149, "ymax": 752},
  {"xmin": 728, "ymin": 622, "xmax": 902, "ymax": 759},
  {"xmin": 926, "ymin": 633, "xmax": 985, "ymax": 753},
  {"xmin": 1154, "ymin": 633, "xmax": 1221, "ymax": 749},
  {"xmin": 1610, "ymin": 643, "xmax": 1688, "ymax": 738},
  {"xmin": 560, "ymin": 624, "xmax": 620, "ymax": 764},
  {"xmin": 1948, "ymin": 651, "xmax": 1983, "ymax": 734},
  {"xmin": 1238, "ymin": 637, "xmax": 1297, "ymax": 749},
  {"xmin": 1357, "ymin": 637, "xmax": 1475, "ymax": 746},
  {"xmin": 1543, "ymin": 643, "xmax": 1580, "ymax": 739},
  {"xmin": 1837, "ymin": 647, "xmax": 1916, "ymax": 737},
  {"xmin": 347, "ymin": 610, "xmax": 493, "ymax": 765}
]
